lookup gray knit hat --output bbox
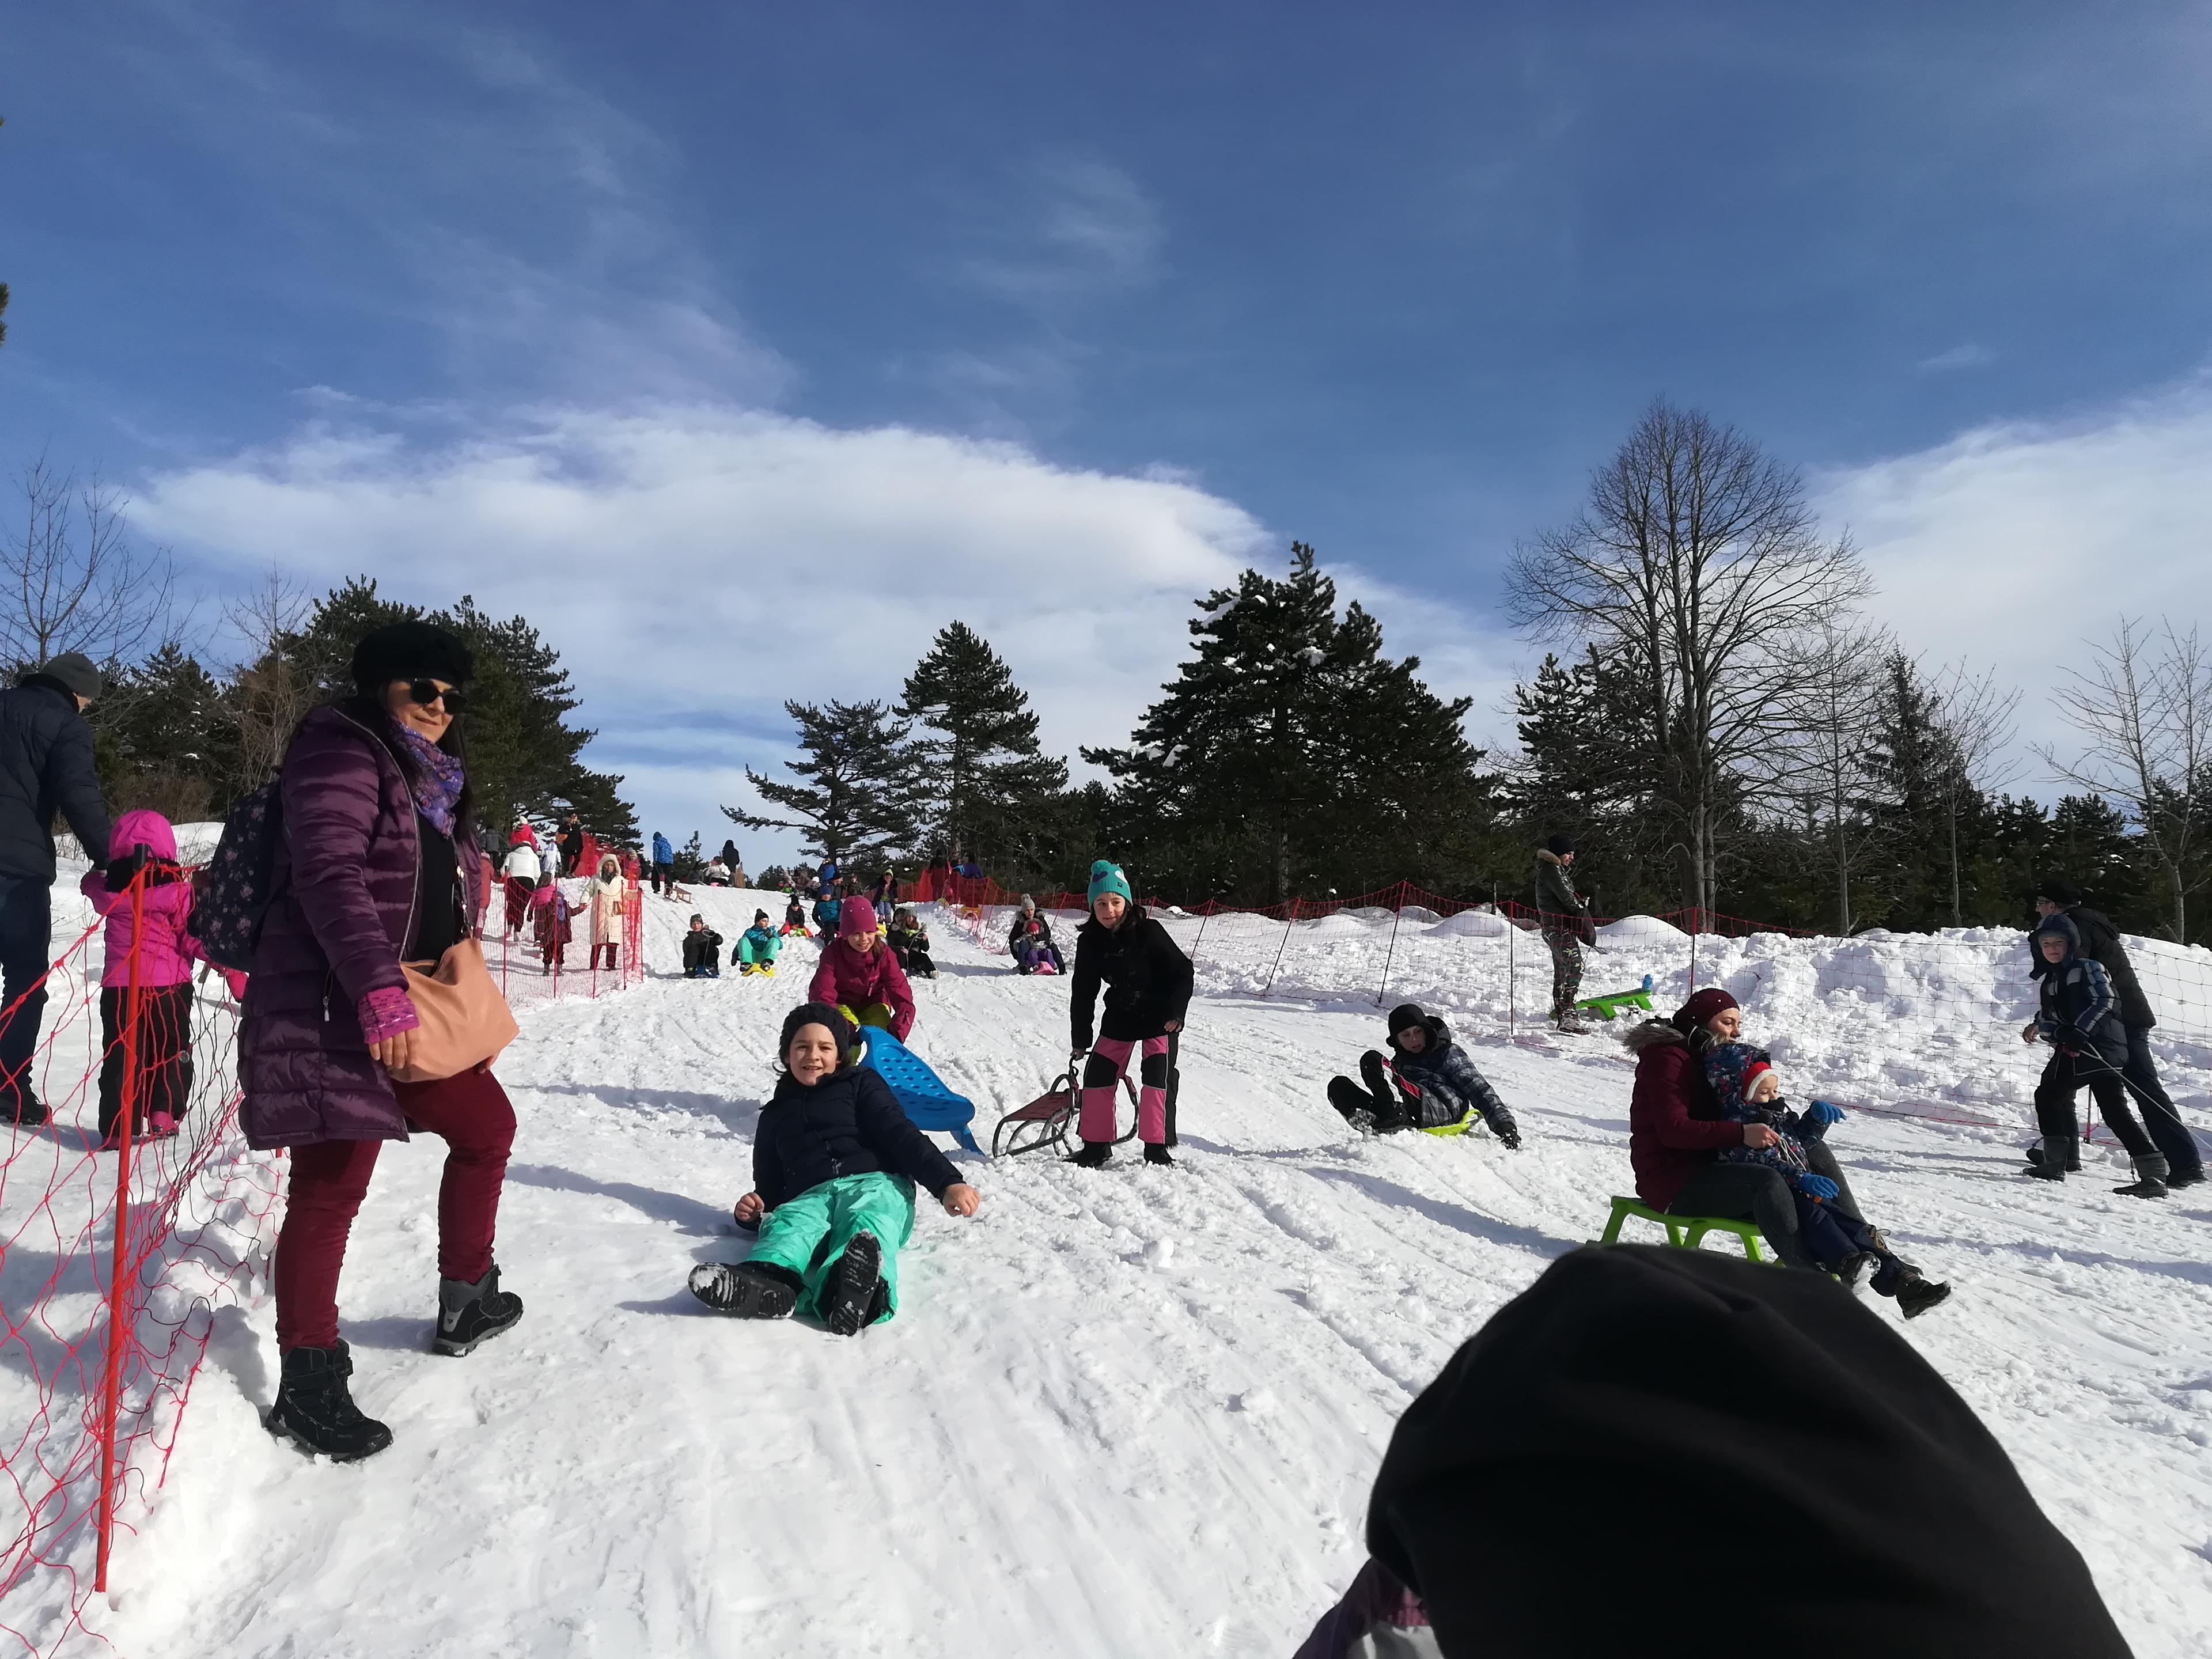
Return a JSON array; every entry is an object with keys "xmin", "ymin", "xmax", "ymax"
[{"xmin": 37, "ymin": 652, "xmax": 103, "ymax": 702}]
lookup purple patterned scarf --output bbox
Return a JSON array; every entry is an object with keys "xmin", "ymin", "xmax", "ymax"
[{"xmin": 396, "ymin": 723, "xmax": 465, "ymax": 835}]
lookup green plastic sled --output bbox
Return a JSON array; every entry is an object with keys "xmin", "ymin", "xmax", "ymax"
[{"xmin": 1576, "ymin": 974, "xmax": 1656, "ymax": 1021}]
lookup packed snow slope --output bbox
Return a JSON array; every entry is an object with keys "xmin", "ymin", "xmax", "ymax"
[{"xmin": 86, "ymin": 888, "xmax": 2212, "ymax": 1658}]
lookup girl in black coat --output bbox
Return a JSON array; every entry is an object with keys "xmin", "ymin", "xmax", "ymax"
[
  {"xmin": 690, "ymin": 1003, "xmax": 980, "ymax": 1331},
  {"xmin": 1069, "ymin": 860, "xmax": 1192, "ymax": 1168}
]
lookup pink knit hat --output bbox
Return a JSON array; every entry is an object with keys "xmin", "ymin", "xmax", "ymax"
[{"xmin": 839, "ymin": 897, "xmax": 879, "ymax": 938}]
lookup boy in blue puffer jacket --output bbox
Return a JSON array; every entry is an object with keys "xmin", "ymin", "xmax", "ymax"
[
  {"xmin": 689, "ymin": 1003, "xmax": 980, "ymax": 1333},
  {"xmin": 2025, "ymin": 911, "xmax": 2168, "ymax": 1196}
]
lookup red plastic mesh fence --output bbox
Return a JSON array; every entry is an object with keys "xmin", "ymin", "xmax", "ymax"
[
  {"xmin": 5, "ymin": 859, "xmax": 657, "ymax": 1656},
  {"xmin": 0, "ymin": 872, "xmax": 282, "ymax": 1658}
]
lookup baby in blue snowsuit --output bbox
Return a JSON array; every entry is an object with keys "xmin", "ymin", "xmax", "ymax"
[{"xmin": 1705, "ymin": 1043, "xmax": 1923, "ymax": 1298}]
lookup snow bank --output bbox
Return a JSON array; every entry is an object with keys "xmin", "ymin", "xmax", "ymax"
[{"xmin": 1595, "ymin": 912, "xmax": 1687, "ymax": 945}]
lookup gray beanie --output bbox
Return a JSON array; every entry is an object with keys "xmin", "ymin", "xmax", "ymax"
[{"xmin": 37, "ymin": 652, "xmax": 103, "ymax": 702}]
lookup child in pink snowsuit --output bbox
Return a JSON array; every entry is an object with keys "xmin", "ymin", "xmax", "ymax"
[
  {"xmin": 1068, "ymin": 860, "xmax": 1192, "ymax": 1169},
  {"xmin": 806, "ymin": 897, "xmax": 916, "ymax": 1039},
  {"xmin": 80, "ymin": 809, "xmax": 241, "ymax": 1146}
]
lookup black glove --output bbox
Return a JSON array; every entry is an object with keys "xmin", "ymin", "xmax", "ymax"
[{"xmin": 104, "ymin": 846, "xmax": 153, "ymax": 891}]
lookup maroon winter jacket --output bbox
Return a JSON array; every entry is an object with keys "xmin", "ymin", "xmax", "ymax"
[
  {"xmin": 1624, "ymin": 1020, "xmax": 1743, "ymax": 1211},
  {"xmin": 239, "ymin": 703, "xmax": 484, "ymax": 1151}
]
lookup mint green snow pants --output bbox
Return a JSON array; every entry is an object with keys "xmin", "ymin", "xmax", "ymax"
[{"xmin": 747, "ymin": 1171, "xmax": 916, "ymax": 1325}]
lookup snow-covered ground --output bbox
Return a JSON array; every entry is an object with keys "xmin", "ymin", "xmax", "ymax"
[{"xmin": 16, "ymin": 882, "xmax": 2212, "ymax": 1656}]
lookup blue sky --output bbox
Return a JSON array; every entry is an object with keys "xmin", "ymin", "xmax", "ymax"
[{"xmin": 5, "ymin": 3, "xmax": 2210, "ymax": 867}]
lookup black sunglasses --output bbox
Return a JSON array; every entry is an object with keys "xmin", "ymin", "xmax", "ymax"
[{"xmin": 406, "ymin": 679, "xmax": 469, "ymax": 715}]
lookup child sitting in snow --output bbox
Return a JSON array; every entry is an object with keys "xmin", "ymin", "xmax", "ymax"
[
  {"xmin": 689, "ymin": 1003, "xmax": 980, "ymax": 1332},
  {"xmin": 682, "ymin": 914, "xmax": 724, "ymax": 978},
  {"xmin": 1327, "ymin": 1002, "xmax": 1522, "ymax": 1147},
  {"xmin": 781, "ymin": 895, "xmax": 810, "ymax": 937},
  {"xmin": 1704, "ymin": 1042, "xmax": 1949, "ymax": 1313},
  {"xmin": 886, "ymin": 907, "xmax": 937, "ymax": 979},
  {"xmin": 1007, "ymin": 898, "xmax": 1063, "ymax": 975},
  {"xmin": 738, "ymin": 912, "xmax": 781, "ymax": 975}
]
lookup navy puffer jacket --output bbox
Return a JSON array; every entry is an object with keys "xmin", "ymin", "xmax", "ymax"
[
  {"xmin": 0, "ymin": 677, "xmax": 113, "ymax": 882},
  {"xmin": 753, "ymin": 1063, "xmax": 962, "ymax": 1211}
]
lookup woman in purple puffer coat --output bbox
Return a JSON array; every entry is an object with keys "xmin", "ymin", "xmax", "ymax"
[{"xmin": 244, "ymin": 621, "xmax": 522, "ymax": 1463}]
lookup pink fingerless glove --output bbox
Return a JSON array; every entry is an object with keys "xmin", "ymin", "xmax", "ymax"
[{"xmin": 357, "ymin": 985, "xmax": 421, "ymax": 1044}]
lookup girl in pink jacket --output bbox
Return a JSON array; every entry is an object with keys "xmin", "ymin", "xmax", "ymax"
[
  {"xmin": 80, "ymin": 809, "xmax": 239, "ymax": 1146},
  {"xmin": 806, "ymin": 898, "xmax": 916, "ymax": 1039}
]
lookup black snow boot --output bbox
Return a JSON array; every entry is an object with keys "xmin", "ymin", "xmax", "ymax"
[
  {"xmin": 1069, "ymin": 1139, "xmax": 1113, "ymax": 1168},
  {"xmin": 2165, "ymin": 1164, "xmax": 2206, "ymax": 1190},
  {"xmin": 1892, "ymin": 1273, "xmax": 1953, "ymax": 1320},
  {"xmin": 1831, "ymin": 1251, "xmax": 1873, "ymax": 1289},
  {"xmin": 824, "ymin": 1232, "xmax": 883, "ymax": 1337},
  {"xmin": 1, "ymin": 1087, "xmax": 48, "ymax": 1128},
  {"xmin": 2025, "ymin": 1138, "xmax": 2081, "ymax": 1175},
  {"xmin": 689, "ymin": 1260, "xmax": 800, "ymax": 1319},
  {"xmin": 264, "ymin": 1340, "xmax": 393, "ymax": 1461},
  {"xmin": 2026, "ymin": 1137, "xmax": 2075, "ymax": 1181},
  {"xmin": 2113, "ymin": 1154, "xmax": 2170, "ymax": 1199},
  {"xmin": 1143, "ymin": 1142, "xmax": 1176, "ymax": 1167},
  {"xmin": 432, "ymin": 1264, "xmax": 524, "ymax": 1357}
]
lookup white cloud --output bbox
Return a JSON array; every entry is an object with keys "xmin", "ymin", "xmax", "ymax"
[
  {"xmin": 1816, "ymin": 376, "xmax": 2212, "ymax": 778},
  {"xmin": 1917, "ymin": 343, "xmax": 1994, "ymax": 373},
  {"xmin": 959, "ymin": 156, "xmax": 1165, "ymax": 305},
  {"xmin": 133, "ymin": 404, "xmax": 1267, "ymax": 864}
]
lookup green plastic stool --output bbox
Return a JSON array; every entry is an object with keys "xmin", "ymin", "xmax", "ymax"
[{"xmin": 1597, "ymin": 1195, "xmax": 1767, "ymax": 1262}]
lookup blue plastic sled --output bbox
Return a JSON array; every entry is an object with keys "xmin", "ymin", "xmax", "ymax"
[{"xmin": 858, "ymin": 1027, "xmax": 982, "ymax": 1154}]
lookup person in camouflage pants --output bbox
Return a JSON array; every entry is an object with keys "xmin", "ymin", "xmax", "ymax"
[{"xmin": 1536, "ymin": 835, "xmax": 1594, "ymax": 1031}]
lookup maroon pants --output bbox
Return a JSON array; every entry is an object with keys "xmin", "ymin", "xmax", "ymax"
[{"xmin": 274, "ymin": 1066, "xmax": 517, "ymax": 1352}]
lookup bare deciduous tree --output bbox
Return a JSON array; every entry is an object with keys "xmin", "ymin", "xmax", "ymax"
[
  {"xmin": 224, "ymin": 570, "xmax": 318, "ymax": 792},
  {"xmin": 1506, "ymin": 399, "xmax": 1873, "ymax": 916},
  {"xmin": 1, "ymin": 453, "xmax": 177, "ymax": 673},
  {"xmin": 1778, "ymin": 623, "xmax": 1892, "ymax": 934},
  {"xmin": 1927, "ymin": 660, "xmax": 2021, "ymax": 927},
  {"xmin": 2038, "ymin": 618, "xmax": 2212, "ymax": 941}
]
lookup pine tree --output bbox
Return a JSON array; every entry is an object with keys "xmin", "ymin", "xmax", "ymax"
[
  {"xmin": 1086, "ymin": 544, "xmax": 1503, "ymax": 903},
  {"xmin": 90, "ymin": 643, "xmax": 238, "ymax": 821},
  {"xmin": 725, "ymin": 700, "xmax": 923, "ymax": 869},
  {"xmin": 900, "ymin": 622, "xmax": 1069, "ymax": 871}
]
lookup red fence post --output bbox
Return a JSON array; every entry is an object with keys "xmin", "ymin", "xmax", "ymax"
[{"xmin": 94, "ymin": 877, "xmax": 146, "ymax": 1593}]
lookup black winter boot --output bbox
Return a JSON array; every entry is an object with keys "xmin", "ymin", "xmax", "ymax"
[
  {"xmin": 432, "ymin": 1264, "xmax": 524, "ymax": 1357},
  {"xmin": 1893, "ymin": 1274, "xmax": 1953, "ymax": 1320},
  {"xmin": 1, "ymin": 1086, "xmax": 48, "ymax": 1128},
  {"xmin": 2026, "ymin": 1137, "xmax": 2074, "ymax": 1181},
  {"xmin": 1069, "ymin": 1139, "xmax": 1113, "ymax": 1168},
  {"xmin": 824, "ymin": 1232, "xmax": 883, "ymax": 1337},
  {"xmin": 1143, "ymin": 1142, "xmax": 1176, "ymax": 1167},
  {"xmin": 2165, "ymin": 1164, "xmax": 2206, "ymax": 1190},
  {"xmin": 2114, "ymin": 1154, "xmax": 2170, "ymax": 1199},
  {"xmin": 690, "ymin": 1260, "xmax": 799, "ymax": 1318},
  {"xmin": 264, "ymin": 1341, "xmax": 393, "ymax": 1461}
]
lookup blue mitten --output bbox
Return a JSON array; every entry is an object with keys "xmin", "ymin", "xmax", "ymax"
[
  {"xmin": 1796, "ymin": 1173, "xmax": 1839, "ymax": 1201},
  {"xmin": 1806, "ymin": 1099, "xmax": 1846, "ymax": 1126}
]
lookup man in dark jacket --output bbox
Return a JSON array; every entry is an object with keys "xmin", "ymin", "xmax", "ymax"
[
  {"xmin": 1534, "ymin": 835, "xmax": 1595, "ymax": 1033},
  {"xmin": 1365, "ymin": 1245, "xmax": 2133, "ymax": 1658},
  {"xmin": 0, "ymin": 653, "xmax": 115, "ymax": 1123},
  {"xmin": 2035, "ymin": 877, "xmax": 2203, "ymax": 1187}
]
